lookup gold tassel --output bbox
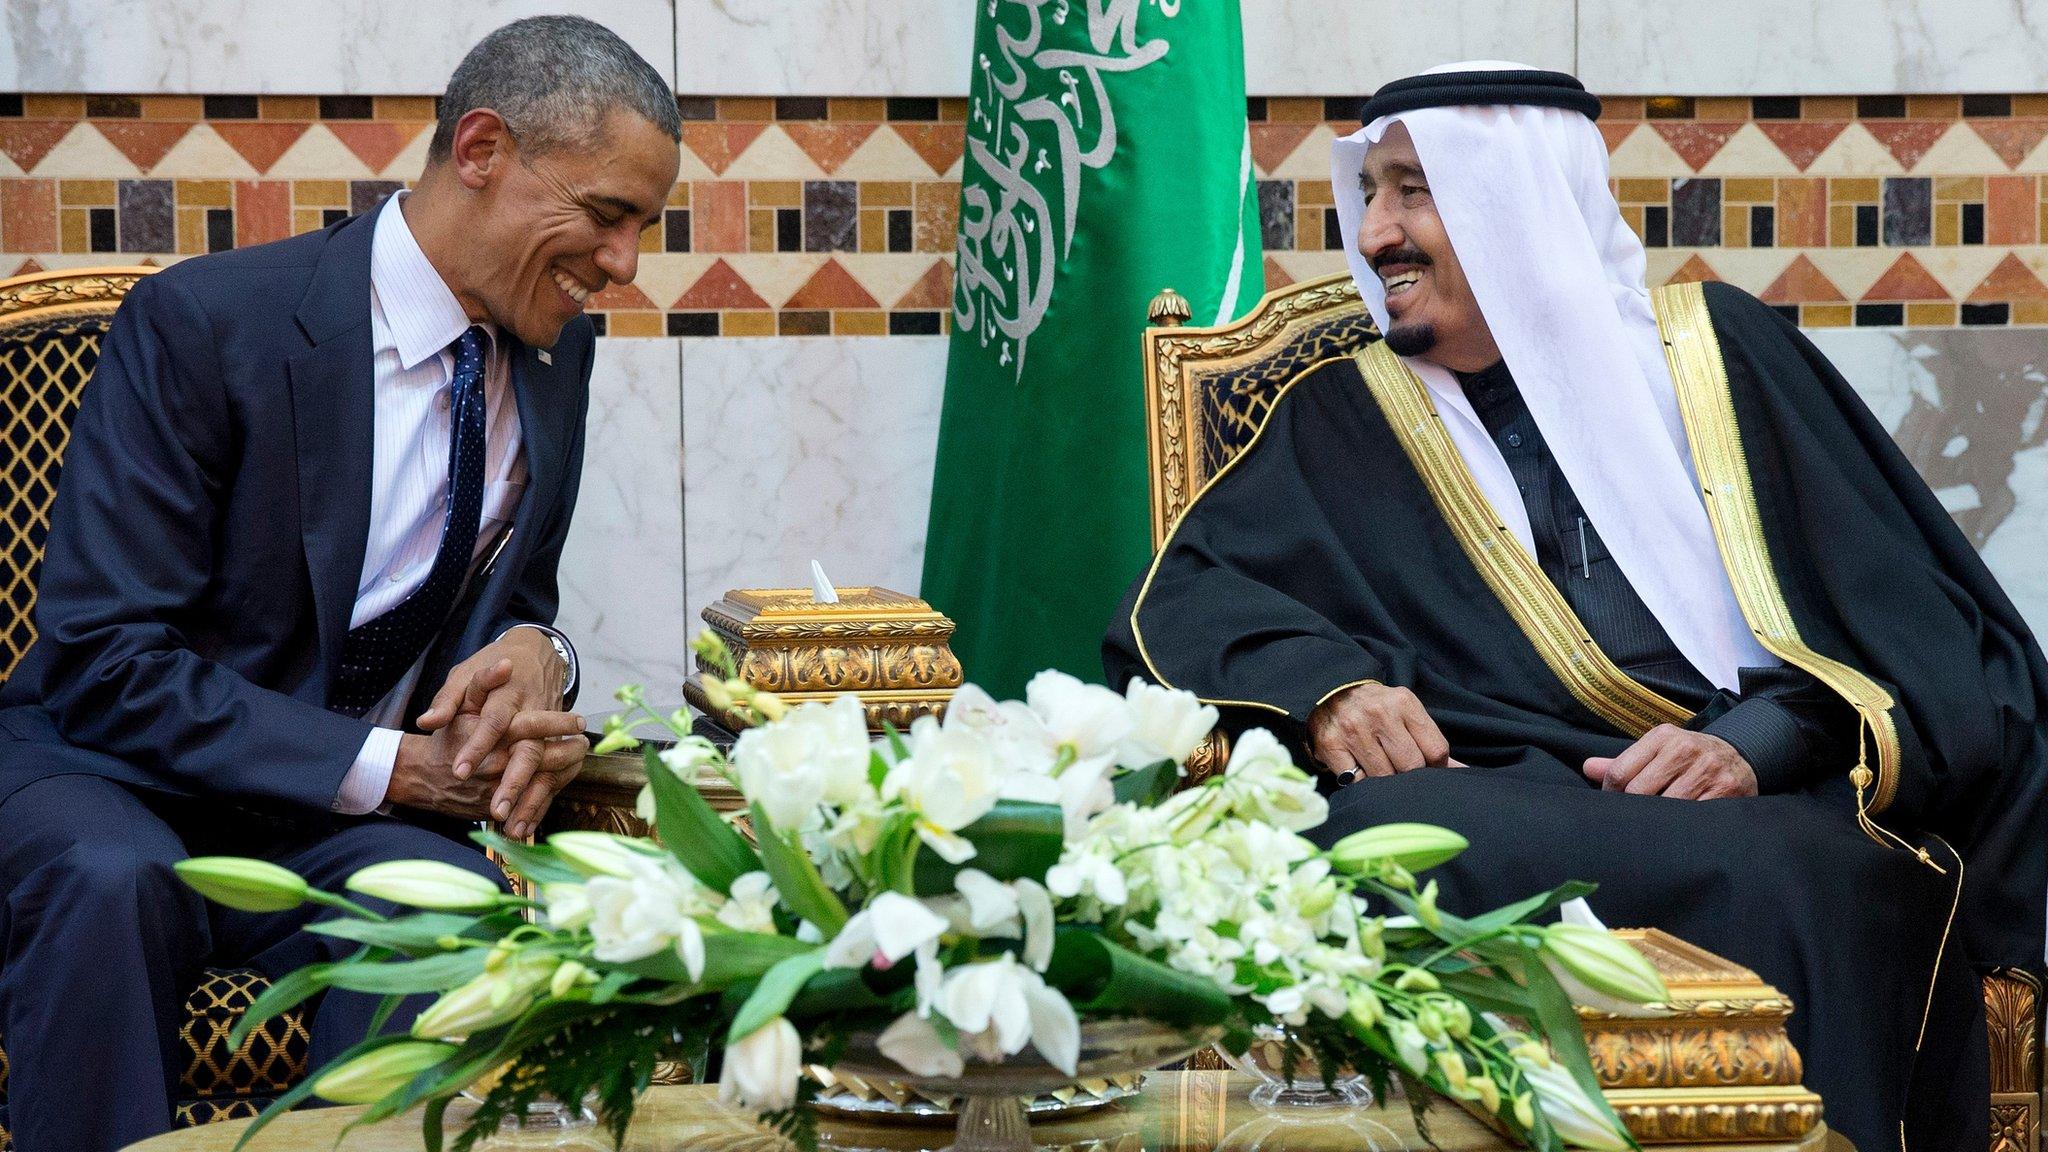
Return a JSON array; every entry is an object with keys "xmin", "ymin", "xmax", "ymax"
[{"xmin": 1851, "ymin": 710, "xmax": 1943, "ymax": 873}]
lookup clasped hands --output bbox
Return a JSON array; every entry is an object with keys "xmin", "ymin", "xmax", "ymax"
[
  {"xmin": 1307, "ymin": 683, "xmax": 1758, "ymax": 799},
  {"xmin": 389, "ymin": 629, "xmax": 589, "ymax": 838}
]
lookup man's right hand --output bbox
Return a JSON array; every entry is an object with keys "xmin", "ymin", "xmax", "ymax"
[
  {"xmin": 389, "ymin": 709, "xmax": 586, "ymax": 832},
  {"xmin": 1307, "ymin": 682, "xmax": 1454, "ymax": 782}
]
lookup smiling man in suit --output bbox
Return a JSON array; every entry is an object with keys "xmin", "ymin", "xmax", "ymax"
[{"xmin": 0, "ymin": 17, "xmax": 680, "ymax": 1150}]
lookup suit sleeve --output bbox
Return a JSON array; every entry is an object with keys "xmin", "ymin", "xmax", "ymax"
[
  {"xmin": 31, "ymin": 274, "xmax": 376, "ymax": 809},
  {"xmin": 491, "ymin": 324, "xmax": 592, "ymax": 706}
]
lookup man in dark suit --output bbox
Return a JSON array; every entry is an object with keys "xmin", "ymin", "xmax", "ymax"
[{"xmin": 0, "ymin": 17, "xmax": 682, "ymax": 1150}]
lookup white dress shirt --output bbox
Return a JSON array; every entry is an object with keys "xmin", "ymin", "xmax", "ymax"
[{"xmin": 332, "ymin": 194, "xmax": 532, "ymax": 814}]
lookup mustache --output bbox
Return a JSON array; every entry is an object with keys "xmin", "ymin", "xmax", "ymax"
[{"xmin": 1371, "ymin": 247, "xmax": 1432, "ymax": 273}]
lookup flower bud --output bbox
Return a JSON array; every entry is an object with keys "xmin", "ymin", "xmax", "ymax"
[
  {"xmin": 1434, "ymin": 1049, "xmax": 1468, "ymax": 1092},
  {"xmin": 718, "ymin": 1016, "xmax": 802, "ymax": 1113},
  {"xmin": 1298, "ymin": 878, "xmax": 1338, "ymax": 919},
  {"xmin": 550, "ymin": 960, "xmax": 589, "ymax": 999},
  {"xmin": 750, "ymin": 690, "xmax": 788, "ymax": 722},
  {"xmin": 312, "ymin": 1040, "xmax": 458, "ymax": 1104},
  {"xmin": 549, "ymin": 831, "xmax": 652, "ymax": 878},
  {"xmin": 701, "ymin": 677, "xmax": 735, "ymax": 714},
  {"xmin": 1513, "ymin": 1091, "xmax": 1537, "ymax": 1129},
  {"xmin": 346, "ymin": 860, "xmax": 502, "ymax": 912},
  {"xmin": 591, "ymin": 715, "xmax": 640, "ymax": 756},
  {"xmin": 411, "ymin": 955, "xmax": 554, "ymax": 1040},
  {"xmin": 1393, "ymin": 967, "xmax": 1439, "ymax": 992},
  {"xmin": 691, "ymin": 629, "xmax": 734, "ymax": 669},
  {"xmin": 1541, "ymin": 924, "xmax": 1669, "ymax": 1007},
  {"xmin": 1470, "ymin": 1073, "xmax": 1501, "ymax": 1113},
  {"xmin": 174, "ymin": 857, "xmax": 309, "ymax": 913},
  {"xmin": 1416, "ymin": 879, "xmax": 1442, "ymax": 930},
  {"xmin": 1328, "ymin": 822, "xmax": 1469, "ymax": 875},
  {"xmin": 1345, "ymin": 985, "xmax": 1383, "ymax": 1031},
  {"xmin": 543, "ymin": 882, "xmax": 592, "ymax": 931}
]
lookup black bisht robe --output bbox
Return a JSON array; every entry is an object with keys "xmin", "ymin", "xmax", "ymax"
[{"xmin": 1106, "ymin": 280, "xmax": 2046, "ymax": 1147}]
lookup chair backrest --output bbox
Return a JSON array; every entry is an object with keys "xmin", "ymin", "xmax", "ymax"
[
  {"xmin": 1140, "ymin": 271, "xmax": 1381, "ymax": 547},
  {"xmin": 0, "ymin": 266, "xmax": 155, "ymax": 683}
]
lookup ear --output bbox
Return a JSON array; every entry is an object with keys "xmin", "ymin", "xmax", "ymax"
[{"xmin": 449, "ymin": 108, "xmax": 516, "ymax": 191}]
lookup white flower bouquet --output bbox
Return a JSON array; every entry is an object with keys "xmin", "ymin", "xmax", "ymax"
[{"xmin": 178, "ymin": 636, "xmax": 1666, "ymax": 1152}]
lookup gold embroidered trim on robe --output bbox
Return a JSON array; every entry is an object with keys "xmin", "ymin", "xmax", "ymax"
[
  {"xmin": 1650, "ymin": 281, "xmax": 1906, "ymax": 823},
  {"xmin": 1352, "ymin": 343, "xmax": 1694, "ymax": 738}
]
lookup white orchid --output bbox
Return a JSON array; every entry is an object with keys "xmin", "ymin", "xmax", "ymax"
[
  {"xmin": 1116, "ymin": 679, "xmax": 1217, "ymax": 768},
  {"xmin": 1219, "ymin": 728, "xmax": 1328, "ymax": 832},
  {"xmin": 1024, "ymin": 669, "xmax": 1134, "ymax": 767},
  {"xmin": 583, "ymin": 852, "xmax": 715, "ymax": 981},
  {"xmin": 719, "ymin": 1017, "xmax": 803, "ymax": 1113},
  {"xmin": 824, "ymin": 891, "xmax": 949, "ymax": 970},
  {"xmin": 941, "ymin": 870, "xmax": 1056, "ymax": 972},
  {"xmin": 714, "ymin": 871, "xmax": 781, "ymax": 934},
  {"xmin": 885, "ymin": 717, "xmax": 1003, "ymax": 863}
]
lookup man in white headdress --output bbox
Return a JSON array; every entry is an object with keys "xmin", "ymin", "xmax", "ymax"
[{"xmin": 1108, "ymin": 64, "xmax": 2046, "ymax": 1147}]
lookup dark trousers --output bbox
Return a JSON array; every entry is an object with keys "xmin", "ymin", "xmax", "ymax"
[{"xmin": 0, "ymin": 775, "xmax": 502, "ymax": 1152}]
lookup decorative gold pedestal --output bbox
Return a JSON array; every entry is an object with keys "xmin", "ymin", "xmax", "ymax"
[
  {"xmin": 1583, "ymin": 930, "xmax": 1824, "ymax": 1143},
  {"xmin": 681, "ymin": 586, "xmax": 961, "ymax": 734}
]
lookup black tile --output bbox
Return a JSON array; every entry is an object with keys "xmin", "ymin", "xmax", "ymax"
[
  {"xmin": 1882, "ymin": 178, "xmax": 1930, "ymax": 246},
  {"xmin": 350, "ymin": 180, "xmax": 402, "ymax": 216},
  {"xmin": 676, "ymin": 96, "xmax": 718, "ymax": 121},
  {"xmin": 203, "ymin": 95, "xmax": 260, "ymax": 119},
  {"xmin": 1645, "ymin": 97, "xmax": 1694, "ymax": 119},
  {"xmin": 319, "ymin": 96, "xmax": 374, "ymax": 120},
  {"xmin": 1671, "ymin": 179, "xmax": 1722, "ymax": 246},
  {"xmin": 667, "ymin": 312, "xmax": 719, "ymax": 337},
  {"xmin": 1963, "ymin": 94, "xmax": 2013, "ymax": 118},
  {"xmin": 802, "ymin": 181, "xmax": 857, "ymax": 252},
  {"xmin": 1752, "ymin": 97, "xmax": 1802, "ymax": 120},
  {"xmin": 775, "ymin": 97, "xmax": 828, "ymax": 121},
  {"xmin": 1770, "ymin": 304, "xmax": 1802, "ymax": 325},
  {"xmin": 1750, "ymin": 204, "xmax": 1775, "ymax": 247},
  {"xmin": 321, "ymin": 208, "xmax": 349, "ymax": 228},
  {"xmin": 886, "ymin": 98, "xmax": 939, "ymax": 121},
  {"xmin": 1854, "ymin": 303, "xmax": 1904, "ymax": 326},
  {"xmin": 116, "ymin": 180, "xmax": 172, "ymax": 252},
  {"xmin": 1324, "ymin": 97, "xmax": 1365, "ymax": 123},
  {"xmin": 1856, "ymin": 96, "xmax": 1907, "ymax": 119},
  {"xmin": 1854, "ymin": 204, "xmax": 1880, "ymax": 246},
  {"xmin": 1322, "ymin": 207, "xmax": 1342, "ymax": 250},
  {"xmin": 663, "ymin": 208, "xmax": 692, "ymax": 252},
  {"xmin": 85, "ymin": 96, "xmax": 140, "ymax": 118},
  {"xmin": 88, "ymin": 207, "xmax": 117, "ymax": 253},
  {"xmin": 776, "ymin": 208, "xmax": 802, "ymax": 252},
  {"xmin": 886, "ymin": 208, "xmax": 913, "ymax": 253},
  {"xmin": 1257, "ymin": 180, "xmax": 1294, "ymax": 251},
  {"xmin": 779, "ymin": 310, "xmax": 830, "ymax": 336},
  {"xmin": 1245, "ymin": 97, "xmax": 1267, "ymax": 122},
  {"xmin": 1961, "ymin": 302, "xmax": 2010, "ymax": 325},
  {"xmin": 205, "ymin": 208, "xmax": 234, "ymax": 253},
  {"xmin": 587, "ymin": 312, "xmax": 607, "ymax": 336},
  {"xmin": 1642, "ymin": 205, "xmax": 1670, "ymax": 248},
  {"xmin": 889, "ymin": 311, "xmax": 943, "ymax": 335},
  {"xmin": 0, "ymin": 94, "xmax": 22, "ymax": 117},
  {"xmin": 1961, "ymin": 202, "xmax": 1985, "ymax": 245}
]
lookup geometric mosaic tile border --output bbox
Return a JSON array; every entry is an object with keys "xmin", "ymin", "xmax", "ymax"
[{"xmin": 3, "ymin": 93, "xmax": 2044, "ymax": 334}]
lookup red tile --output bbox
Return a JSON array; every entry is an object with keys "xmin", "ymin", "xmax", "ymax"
[
  {"xmin": 1262, "ymin": 255, "xmax": 1292, "ymax": 290},
  {"xmin": 892, "ymin": 259, "xmax": 953, "ymax": 309},
  {"xmin": 215, "ymin": 123, "xmax": 310, "ymax": 175},
  {"xmin": 1863, "ymin": 121, "xmax": 1948, "ymax": 170},
  {"xmin": 1986, "ymin": 176, "xmax": 2038, "ymax": 246},
  {"xmin": 1967, "ymin": 253, "xmax": 2048, "ymax": 303},
  {"xmin": 1760, "ymin": 255, "xmax": 1847, "ymax": 304},
  {"xmin": 1863, "ymin": 253, "xmax": 1948, "ymax": 301},
  {"xmin": 0, "ymin": 121, "xmax": 76, "ymax": 173},
  {"xmin": 1969, "ymin": 119, "xmax": 2048, "ymax": 170},
  {"xmin": 587, "ymin": 281, "xmax": 656, "ymax": 310},
  {"xmin": 1757, "ymin": 122, "xmax": 1849, "ymax": 172},
  {"xmin": 785, "ymin": 259, "xmax": 879, "ymax": 309},
  {"xmin": 328, "ymin": 122, "xmax": 425, "ymax": 174},
  {"xmin": 673, "ymin": 259, "xmax": 770, "ymax": 310},
  {"xmin": 894, "ymin": 124, "xmax": 965, "ymax": 176},
  {"xmin": 691, "ymin": 181, "xmax": 747, "ymax": 253},
  {"xmin": 782, "ymin": 123, "xmax": 876, "ymax": 175},
  {"xmin": 1596, "ymin": 121, "xmax": 1638, "ymax": 154},
  {"xmin": 1774, "ymin": 179, "xmax": 1829, "ymax": 247},
  {"xmin": 1664, "ymin": 254, "xmax": 1722, "ymax": 285},
  {"xmin": 1249, "ymin": 123, "xmax": 1315, "ymax": 175},
  {"xmin": 234, "ymin": 180, "xmax": 291, "ymax": 246},
  {"xmin": 1, "ymin": 179, "xmax": 58, "ymax": 251},
  {"xmin": 1650, "ymin": 122, "xmax": 1742, "ymax": 171},
  {"xmin": 96, "ymin": 122, "xmax": 192, "ymax": 173},
  {"xmin": 682, "ymin": 123, "xmax": 766, "ymax": 176},
  {"xmin": 8, "ymin": 258, "xmax": 45, "ymax": 276}
]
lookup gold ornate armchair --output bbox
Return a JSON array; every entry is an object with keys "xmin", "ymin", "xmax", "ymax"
[
  {"xmin": 1142, "ymin": 270, "xmax": 2045, "ymax": 1149},
  {"xmin": 0, "ymin": 266, "xmax": 313, "ymax": 1145}
]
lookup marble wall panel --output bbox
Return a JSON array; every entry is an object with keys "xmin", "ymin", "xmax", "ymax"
[
  {"xmin": 0, "ymin": 0, "xmax": 675, "ymax": 93},
  {"xmin": 1809, "ymin": 327, "xmax": 2048, "ymax": 635},
  {"xmin": 681, "ymin": 336, "xmax": 948, "ymax": 632},
  {"xmin": 555, "ymin": 338, "xmax": 690, "ymax": 708},
  {"xmin": 670, "ymin": 0, "xmax": 1572, "ymax": 97},
  {"xmin": 1579, "ymin": 0, "xmax": 2048, "ymax": 95}
]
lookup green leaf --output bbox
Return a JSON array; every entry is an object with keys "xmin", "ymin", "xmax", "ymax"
[
  {"xmin": 229, "ymin": 962, "xmax": 331, "ymax": 1050},
  {"xmin": 1111, "ymin": 759, "xmax": 1180, "ymax": 806},
  {"xmin": 1457, "ymin": 880, "xmax": 1597, "ymax": 936},
  {"xmin": 645, "ymin": 746, "xmax": 759, "ymax": 894},
  {"xmin": 229, "ymin": 1033, "xmax": 414, "ymax": 1151},
  {"xmin": 750, "ymin": 802, "xmax": 849, "ymax": 936},
  {"xmin": 868, "ymin": 748, "xmax": 890, "ymax": 791},
  {"xmin": 912, "ymin": 801, "xmax": 1065, "ymax": 895},
  {"xmin": 1045, "ymin": 929, "xmax": 1231, "ymax": 1027},
  {"xmin": 305, "ymin": 910, "xmax": 514, "ymax": 955},
  {"xmin": 319, "ymin": 949, "xmax": 490, "ymax": 995},
  {"xmin": 785, "ymin": 965, "xmax": 889, "ymax": 1019},
  {"xmin": 871, "ymin": 812, "xmax": 921, "ymax": 895},
  {"xmin": 468, "ymin": 831, "xmax": 582, "ymax": 885},
  {"xmin": 590, "ymin": 969, "xmax": 635, "ymax": 1005},
  {"xmin": 618, "ymin": 929, "xmax": 814, "ymax": 991},
  {"xmin": 726, "ymin": 949, "xmax": 826, "ymax": 1045},
  {"xmin": 1432, "ymin": 969, "xmax": 1537, "ymax": 1019}
]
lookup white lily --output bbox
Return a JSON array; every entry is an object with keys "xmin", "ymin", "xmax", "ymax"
[
  {"xmin": 1025, "ymin": 670, "xmax": 1135, "ymax": 765},
  {"xmin": 877, "ymin": 1009, "xmax": 965, "ymax": 1078},
  {"xmin": 935, "ymin": 953, "xmax": 1080, "ymax": 1075},
  {"xmin": 719, "ymin": 1017, "xmax": 803, "ymax": 1113},
  {"xmin": 886, "ymin": 717, "xmax": 1002, "ymax": 862},
  {"xmin": 346, "ymin": 860, "xmax": 503, "ymax": 912},
  {"xmin": 541, "ymin": 881, "xmax": 592, "ymax": 932},
  {"xmin": 714, "ymin": 870, "xmax": 781, "ymax": 934},
  {"xmin": 550, "ymin": 831, "xmax": 661, "ymax": 879},
  {"xmin": 1515, "ymin": 1056, "xmax": 1632, "ymax": 1150},
  {"xmin": 1116, "ymin": 678, "xmax": 1218, "ymax": 768},
  {"xmin": 584, "ymin": 853, "xmax": 713, "ymax": 981},
  {"xmin": 944, "ymin": 871, "xmax": 1055, "ymax": 972},
  {"xmin": 824, "ymin": 891, "xmax": 948, "ymax": 970}
]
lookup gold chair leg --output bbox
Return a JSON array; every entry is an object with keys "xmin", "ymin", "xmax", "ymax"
[{"xmin": 1985, "ymin": 968, "xmax": 2042, "ymax": 1152}]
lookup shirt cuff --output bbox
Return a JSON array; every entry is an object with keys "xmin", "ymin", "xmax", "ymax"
[
  {"xmin": 334, "ymin": 727, "xmax": 402, "ymax": 814},
  {"xmin": 501, "ymin": 622, "xmax": 577, "ymax": 703},
  {"xmin": 1702, "ymin": 697, "xmax": 1810, "ymax": 794}
]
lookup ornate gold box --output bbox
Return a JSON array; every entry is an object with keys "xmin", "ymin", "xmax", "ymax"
[
  {"xmin": 681, "ymin": 586, "xmax": 960, "ymax": 733},
  {"xmin": 1584, "ymin": 929, "xmax": 1824, "ymax": 1144}
]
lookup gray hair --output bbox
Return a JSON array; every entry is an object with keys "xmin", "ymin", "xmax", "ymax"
[{"xmin": 429, "ymin": 15, "xmax": 680, "ymax": 164}]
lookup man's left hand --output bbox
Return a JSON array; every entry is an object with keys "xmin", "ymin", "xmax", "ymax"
[
  {"xmin": 1583, "ymin": 724, "xmax": 1758, "ymax": 800},
  {"xmin": 417, "ymin": 628, "xmax": 571, "ymax": 794}
]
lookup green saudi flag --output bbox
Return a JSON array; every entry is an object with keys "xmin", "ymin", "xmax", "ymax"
[{"xmin": 921, "ymin": 1, "xmax": 1263, "ymax": 697}]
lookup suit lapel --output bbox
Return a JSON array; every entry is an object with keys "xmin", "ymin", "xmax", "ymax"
[
  {"xmin": 505, "ymin": 337, "xmax": 570, "ymax": 559},
  {"xmin": 287, "ymin": 214, "xmax": 378, "ymax": 688}
]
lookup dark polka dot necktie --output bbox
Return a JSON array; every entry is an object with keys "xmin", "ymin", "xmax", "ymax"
[{"xmin": 329, "ymin": 325, "xmax": 490, "ymax": 718}]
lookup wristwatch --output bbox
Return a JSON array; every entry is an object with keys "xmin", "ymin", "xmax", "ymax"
[{"xmin": 502, "ymin": 624, "xmax": 578, "ymax": 702}]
